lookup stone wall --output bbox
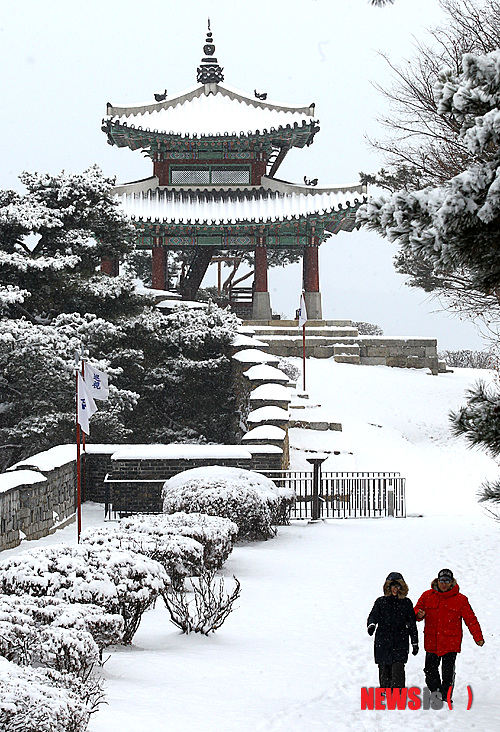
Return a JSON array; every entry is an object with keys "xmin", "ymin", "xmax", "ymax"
[
  {"xmin": 358, "ymin": 337, "xmax": 442, "ymax": 373},
  {"xmin": 0, "ymin": 459, "xmax": 76, "ymax": 552},
  {"xmin": 0, "ymin": 487, "xmax": 21, "ymax": 551},
  {"xmin": 82, "ymin": 445, "xmax": 283, "ymax": 513}
]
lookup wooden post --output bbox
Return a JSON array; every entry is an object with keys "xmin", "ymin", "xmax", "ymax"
[
  {"xmin": 254, "ymin": 235, "xmax": 268, "ymax": 292},
  {"xmin": 152, "ymin": 241, "xmax": 166, "ymax": 290},
  {"xmin": 303, "ymin": 233, "xmax": 322, "ymax": 320},
  {"xmin": 253, "ymin": 233, "xmax": 272, "ymax": 319},
  {"xmin": 100, "ymin": 257, "xmax": 119, "ymax": 276}
]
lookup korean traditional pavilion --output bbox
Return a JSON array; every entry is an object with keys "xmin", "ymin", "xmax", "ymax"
[{"xmin": 102, "ymin": 23, "xmax": 366, "ymax": 320}]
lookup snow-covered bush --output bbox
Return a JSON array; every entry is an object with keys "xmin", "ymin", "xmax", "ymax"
[
  {"xmin": 120, "ymin": 512, "xmax": 239, "ymax": 570},
  {"xmin": 276, "ymin": 357, "xmax": 300, "ymax": 382},
  {"xmin": 164, "ymin": 568, "xmax": 241, "ymax": 635},
  {"xmin": 0, "ymin": 544, "xmax": 168, "ymax": 644},
  {"xmin": 0, "ymin": 593, "xmax": 123, "ymax": 653},
  {"xmin": 439, "ymin": 349, "xmax": 496, "ymax": 369},
  {"xmin": 0, "ymin": 657, "xmax": 97, "ymax": 732},
  {"xmin": 162, "ymin": 466, "xmax": 294, "ymax": 540},
  {"xmin": 0, "ymin": 620, "xmax": 98, "ymax": 679},
  {"xmin": 352, "ymin": 321, "xmax": 384, "ymax": 336},
  {"xmin": 81, "ymin": 525, "xmax": 204, "ymax": 590}
]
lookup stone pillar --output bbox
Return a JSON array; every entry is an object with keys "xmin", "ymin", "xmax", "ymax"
[
  {"xmin": 253, "ymin": 234, "xmax": 272, "ymax": 320},
  {"xmin": 303, "ymin": 234, "xmax": 322, "ymax": 320},
  {"xmin": 100, "ymin": 257, "xmax": 119, "ymax": 276},
  {"xmin": 152, "ymin": 243, "xmax": 166, "ymax": 290}
]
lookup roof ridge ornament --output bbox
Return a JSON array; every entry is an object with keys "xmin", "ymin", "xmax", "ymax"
[{"xmin": 197, "ymin": 18, "xmax": 224, "ymax": 85}]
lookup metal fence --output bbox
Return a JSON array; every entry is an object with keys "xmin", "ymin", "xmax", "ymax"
[
  {"xmin": 103, "ymin": 470, "xmax": 406, "ymax": 521},
  {"xmin": 261, "ymin": 470, "xmax": 406, "ymax": 519}
]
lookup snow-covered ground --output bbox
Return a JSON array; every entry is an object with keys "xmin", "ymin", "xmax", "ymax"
[{"xmin": 2, "ymin": 360, "xmax": 500, "ymax": 731}]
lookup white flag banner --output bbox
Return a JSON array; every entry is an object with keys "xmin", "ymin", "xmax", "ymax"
[
  {"xmin": 77, "ymin": 372, "xmax": 98, "ymax": 435},
  {"xmin": 84, "ymin": 363, "xmax": 109, "ymax": 400},
  {"xmin": 298, "ymin": 292, "xmax": 308, "ymax": 327}
]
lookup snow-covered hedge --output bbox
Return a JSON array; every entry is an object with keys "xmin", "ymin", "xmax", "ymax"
[
  {"xmin": 162, "ymin": 467, "xmax": 293, "ymax": 540},
  {"xmin": 0, "ymin": 657, "xmax": 94, "ymax": 732},
  {"xmin": 0, "ymin": 619, "xmax": 98, "ymax": 679},
  {"xmin": 80, "ymin": 525, "xmax": 204, "ymax": 590},
  {"xmin": 0, "ymin": 544, "xmax": 168, "ymax": 644},
  {"xmin": 120, "ymin": 512, "xmax": 239, "ymax": 570},
  {"xmin": 0, "ymin": 592, "xmax": 123, "ymax": 654}
]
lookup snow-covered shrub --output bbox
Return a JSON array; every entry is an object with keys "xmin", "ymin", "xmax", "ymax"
[
  {"xmin": 0, "ymin": 594, "xmax": 123, "ymax": 653},
  {"xmin": 81, "ymin": 525, "xmax": 204, "ymax": 590},
  {"xmin": 0, "ymin": 620, "xmax": 98, "ymax": 679},
  {"xmin": 0, "ymin": 544, "xmax": 168, "ymax": 644},
  {"xmin": 0, "ymin": 657, "xmax": 96, "ymax": 732},
  {"xmin": 164, "ymin": 568, "xmax": 241, "ymax": 635},
  {"xmin": 352, "ymin": 321, "xmax": 384, "ymax": 336},
  {"xmin": 276, "ymin": 357, "xmax": 301, "ymax": 382},
  {"xmin": 121, "ymin": 512, "xmax": 239, "ymax": 569},
  {"xmin": 162, "ymin": 466, "xmax": 293, "ymax": 540},
  {"xmin": 439, "ymin": 349, "xmax": 496, "ymax": 369}
]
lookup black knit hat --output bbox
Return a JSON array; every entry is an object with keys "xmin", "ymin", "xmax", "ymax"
[{"xmin": 438, "ymin": 568, "xmax": 454, "ymax": 582}]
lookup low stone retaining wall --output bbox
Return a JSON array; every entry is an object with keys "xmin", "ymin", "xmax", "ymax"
[
  {"xmin": 0, "ymin": 447, "xmax": 77, "ymax": 551},
  {"xmin": 84, "ymin": 444, "xmax": 283, "ymax": 511},
  {"xmin": 0, "ymin": 441, "xmax": 285, "ymax": 547}
]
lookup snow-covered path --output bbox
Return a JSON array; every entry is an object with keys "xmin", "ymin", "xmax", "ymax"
[
  {"xmin": 86, "ymin": 512, "xmax": 500, "ymax": 732},
  {"xmin": 3, "ymin": 360, "xmax": 500, "ymax": 730}
]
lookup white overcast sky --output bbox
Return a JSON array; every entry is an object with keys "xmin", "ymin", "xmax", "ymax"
[{"xmin": 0, "ymin": 0, "xmax": 491, "ymax": 349}]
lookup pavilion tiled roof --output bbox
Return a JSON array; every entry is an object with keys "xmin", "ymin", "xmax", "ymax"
[
  {"xmin": 115, "ymin": 180, "xmax": 366, "ymax": 226},
  {"xmin": 105, "ymin": 84, "xmax": 317, "ymax": 142}
]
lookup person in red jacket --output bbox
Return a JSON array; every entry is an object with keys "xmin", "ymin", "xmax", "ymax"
[{"xmin": 414, "ymin": 568, "xmax": 484, "ymax": 701}]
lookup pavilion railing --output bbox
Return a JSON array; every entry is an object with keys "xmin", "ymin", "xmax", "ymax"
[
  {"xmin": 260, "ymin": 470, "xmax": 406, "ymax": 519},
  {"xmin": 228, "ymin": 286, "xmax": 253, "ymax": 304}
]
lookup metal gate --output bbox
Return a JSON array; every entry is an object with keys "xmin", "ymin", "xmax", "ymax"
[{"xmin": 262, "ymin": 470, "xmax": 406, "ymax": 519}]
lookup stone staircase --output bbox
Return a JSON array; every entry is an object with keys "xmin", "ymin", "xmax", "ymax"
[
  {"xmin": 242, "ymin": 319, "xmax": 447, "ymax": 373},
  {"xmin": 243, "ymin": 320, "xmax": 360, "ymax": 361}
]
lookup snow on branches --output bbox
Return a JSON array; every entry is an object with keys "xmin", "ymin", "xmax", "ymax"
[
  {"xmin": 0, "ymin": 544, "xmax": 169, "ymax": 644},
  {"xmin": 162, "ymin": 466, "xmax": 294, "ymax": 540},
  {"xmin": 358, "ymin": 48, "xmax": 500, "ymax": 298},
  {"xmin": 119, "ymin": 512, "xmax": 239, "ymax": 571},
  {"xmin": 0, "ymin": 657, "xmax": 96, "ymax": 732}
]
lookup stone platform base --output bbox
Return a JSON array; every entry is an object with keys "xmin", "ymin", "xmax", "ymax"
[{"xmin": 243, "ymin": 320, "xmax": 447, "ymax": 374}]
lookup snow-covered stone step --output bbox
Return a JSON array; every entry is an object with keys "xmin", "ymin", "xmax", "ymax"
[
  {"xmin": 244, "ymin": 319, "xmax": 353, "ymax": 328},
  {"xmin": 289, "ymin": 419, "xmax": 342, "ymax": 431},
  {"xmin": 248, "ymin": 328, "xmax": 359, "ymax": 339},
  {"xmin": 232, "ymin": 348, "xmax": 279, "ymax": 367},
  {"xmin": 243, "ymin": 364, "xmax": 290, "ymax": 385},
  {"xmin": 247, "ymin": 406, "xmax": 289, "ymax": 426},
  {"xmin": 333, "ymin": 343, "xmax": 360, "ymax": 365}
]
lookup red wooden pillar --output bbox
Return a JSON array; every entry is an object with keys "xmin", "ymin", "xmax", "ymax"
[
  {"xmin": 302, "ymin": 233, "xmax": 322, "ymax": 319},
  {"xmin": 100, "ymin": 257, "xmax": 119, "ymax": 276},
  {"xmin": 152, "ymin": 242, "xmax": 166, "ymax": 290},
  {"xmin": 253, "ymin": 233, "xmax": 272, "ymax": 319},
  {"xmin": 254, "ymin": 235, "xmax": 268, "ymax": 292},
  {"xmin": 303, "ymin": 234, "xmax": 320, "ymax": 292}
]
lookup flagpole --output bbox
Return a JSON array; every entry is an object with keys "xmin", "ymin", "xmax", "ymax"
[
  {"xmin": 302, "ymin": 322, "xmax": 306, "ymax": 392},
  {"xmin": 75, "ymin": 356, "xmax": 82, "ymax": 543}
]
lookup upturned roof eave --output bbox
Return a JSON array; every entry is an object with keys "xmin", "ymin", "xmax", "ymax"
[
  {"xmin": 106, "ymin": 83, "xmax": 316, "ymax": 118},
  {"xmin": 112, "ymin": 177, "xmax": 366, "ymax": 199},
  {"xmin": 102, "ymin": 119, "xmax": 319, "ymax": 147}
]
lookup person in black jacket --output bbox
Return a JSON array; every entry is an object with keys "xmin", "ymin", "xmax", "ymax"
[{"xmin": 367, "ymin": 571, "xmax": 419, "ymax": 689}]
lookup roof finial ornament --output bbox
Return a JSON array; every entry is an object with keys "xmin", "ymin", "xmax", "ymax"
[{"xmin": 197, "ymin": 18, "xmax": 224, "ymax": 85}]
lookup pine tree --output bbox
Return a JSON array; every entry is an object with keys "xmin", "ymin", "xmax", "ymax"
[
  {"xmin": 360, "ymin": 0, "xmax": 500, "ymax": 316},
  {"xmin": 0, "ymin": 167, "xmax": 239, "ymax": 469},
  {"xmin": 359, "ymin": 44, "xmax": 500, "ymax": 507}
]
